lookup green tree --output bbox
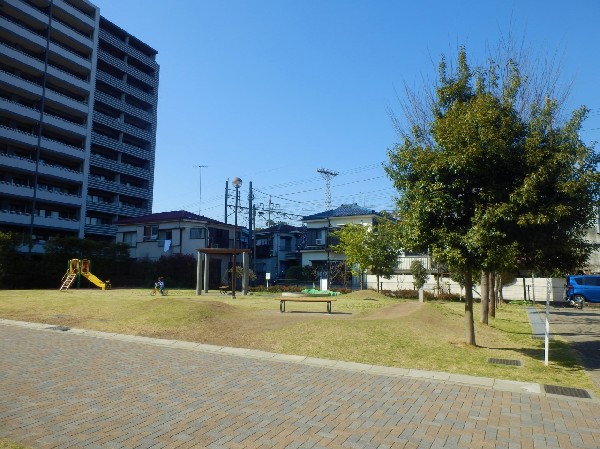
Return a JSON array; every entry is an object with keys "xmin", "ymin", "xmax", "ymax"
[
  {"xmin": 332, "ymin": 217, "xmax": 401, "ymax": 291},
  {"xmin": 386, "ymin": 46, "xmax": 600, "ymax": 345},
  {"xmin": 410, "ymin": 260, "xmax": 428, "ymax": 290}
]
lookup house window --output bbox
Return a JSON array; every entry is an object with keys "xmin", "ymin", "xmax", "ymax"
[
  {"xmin": 143, "ymin": 225, "xmax": 158, "ymax": 240},
  {"xmin": 122, "ymin": 231, "xmax": 136, "ymax": 246},
  {"xmin": 280, "ymin": 237, "xmax": 292, "ymax": 251},
  {"xmin": 190, "ymin": 227, "xmax": 206, "ymax": 239},
  {"xmin": 158, "ymin": 229, "xmax": 172, "ymax": 241}
]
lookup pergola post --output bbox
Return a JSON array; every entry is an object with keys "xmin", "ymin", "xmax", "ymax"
[
  {"xmin": 242, "ymin": 251, "xmax": 249, "ymax": 295},
  {"xmin": 203, "ymin": 253, "xmax": 210, "ymax": 293},
  {"xmin": 195, "ymin": 251, "xmax": 202, "ymax": 295}
]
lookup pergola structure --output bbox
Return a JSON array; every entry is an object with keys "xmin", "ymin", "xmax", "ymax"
[{"xmin": 195, "ymin": 248, "xmax": 252, "ymax": 295}]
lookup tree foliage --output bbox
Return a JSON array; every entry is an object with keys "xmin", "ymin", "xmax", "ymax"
[
  {"xmin": 386, "ymin": 46, "xmax": 600, "ymax": 345},
  {"xmin": 410, "ymin": 260, "xmax": 429, "ymax": 290},
  {"xmin": 332, "ymin": 217, "xmax": 401, "ymax": 291}
]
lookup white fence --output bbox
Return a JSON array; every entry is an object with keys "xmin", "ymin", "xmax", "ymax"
[{"xmin": 364, "ymin": 274, "xmax": 565, "ymax": 302}]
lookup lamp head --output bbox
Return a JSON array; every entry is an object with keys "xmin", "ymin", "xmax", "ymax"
[{"xmin": 232, "ymin": 177, "xmax": 242, "ymax": 188}]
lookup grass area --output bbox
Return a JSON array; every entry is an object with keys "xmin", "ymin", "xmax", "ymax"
[
  {"xmin": 0, "ymin": 439, "xmax": 32, "ymax": 449},
  {"xmin": 0, "ymin": 288, "xmax": 595, "ymax": 393}
]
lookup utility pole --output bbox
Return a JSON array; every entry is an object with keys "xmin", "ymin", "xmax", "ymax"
[
  {"xmin": 194, "ymin": 165, "xmax": 207, "ymax": 216},
  {"xmin": 248, "ymin": 181, "xmax": 254, "ymax": 281},
  {"xmin": 224, "ymin": 180, "xmax": 229, "ymax": 224},
  {"xmin": 317, "ymin": 168, "xmax": 338, "ymax": 210}
]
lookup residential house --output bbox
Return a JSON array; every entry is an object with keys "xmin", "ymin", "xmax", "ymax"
[
  {"xmin": 300, "ymin": 204, "xmax": 383, "ymax": 282},
  {"xmin": 116, "ymin": 210, "xmax": 245, "ymax": 288},
  {"xmin": 254, "ymin": 223, "xmax": 302, "ymax": 282}
]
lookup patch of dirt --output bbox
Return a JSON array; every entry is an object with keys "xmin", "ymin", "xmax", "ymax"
[{"xmin": 362, "ymin": 301, "xmax": 423, "ymax": 320}]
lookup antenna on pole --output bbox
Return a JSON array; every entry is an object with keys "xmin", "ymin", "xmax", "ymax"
[
  {"xmin": 194, "ymin": 165, "xmax": 207, "ymax": 215},
  {"xmin": 317, "ymin": 168, "xmax": 338, "ymax": 210}
]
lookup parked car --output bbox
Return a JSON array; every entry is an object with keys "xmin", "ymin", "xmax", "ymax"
[{"xmin": 565, "ymin": 275, "xmax": 600, "ymax": 304}]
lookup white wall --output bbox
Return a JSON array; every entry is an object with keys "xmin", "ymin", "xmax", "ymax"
[{"xmin": 366, "ymin": 274, "xmax": 565, "ymax": 302}]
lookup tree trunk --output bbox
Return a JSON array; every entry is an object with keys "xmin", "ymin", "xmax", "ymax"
[
  {"xmin": 480, "ymin": 271, "xmax": 489, "ymax": 324},
  {"xmin": 464, "ymin": 270, "xmax": 476, "ymax": 346},
  {"xmin": 489, "ymin": 271, "xmax": 496, "ymax": 318},
  {"xmin": 497, "ymin": 273, "xmax": 503, "ymax": 306}
]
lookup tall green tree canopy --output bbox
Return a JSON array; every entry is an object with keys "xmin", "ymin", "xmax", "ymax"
[{"xmin": 386, "ymin": 46, "xmax": 600, "ymax": 345}]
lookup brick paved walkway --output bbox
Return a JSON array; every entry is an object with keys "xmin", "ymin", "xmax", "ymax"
[{"xmin": 1, "ymin": 320, "xmax": 600, "ymax": 449}]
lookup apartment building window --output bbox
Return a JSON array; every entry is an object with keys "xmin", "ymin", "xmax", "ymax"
[
  {"xmin": 190, "ymin": 227, "xmax": 206, "ymax": 239},
  {"xmin": 143, "ymin": 225, "xmax": 158, "ymax": 240}
]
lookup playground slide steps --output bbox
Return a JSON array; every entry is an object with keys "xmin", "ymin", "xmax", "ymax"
[{"xmin": 60, "ymin": 273, "xmax": 77, "ymax": 290}]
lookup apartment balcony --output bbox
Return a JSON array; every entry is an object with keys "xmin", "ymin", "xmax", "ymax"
[
  {"xmin": 85, "ymin": 200, "xmax": 119, "ymax": 214},
  {"xmin": 91, "ymin": 132, "xmax": 148, "ymax": 160},
  {"xmin": 51, "ymin": 17, "xmax": 94, "ymax": 50},
  {"xmin": 95, "ymin": 70, "xmax": 155, "ymax": 105},
  {"xmin": 0, "ymin": 125, "xmax": 38, "ymax": 147},
  {"xmin": 84, "ymin": 223, "xmax": 118, "ymax": 237},
  {"xmin": 45, "ymin": 88, "xmax": 89, "ymax": 115},
  {"xmin": 0, "ymin": 153, "xmax": 82, "ymax": 182},
  {"xmin": 36, "ymin": 187, "xmax": 82, "ymax": 206},
  {"xmin": 48, "ymin": 41, "xmax": 92, "ymax": 73},
  {"xmin": 0, "ymin": 15, "xmax": 47, "ymax": 50},
  {"xmin": 0, "ymin": 209, "xmax": 32, "ymax": 226},
  {"xmin": 92, "ymin": 111, "xmax": 151, "ymax": 141},
  {"xmin": 40, "ymin": 136, "xmax": 84, "ymax": 158},
  {"xmin": 0, "ymin": 152, "xmax": 35, "ymax": 172},
  {"xmin": 4, "ymin": 0, "xmax": 49, "ymax": 26},
  {"xmin": 0, "ymin": 41, "xmax": 45, "ymax": 72},
  {"xmin": 94, "ymin": 91, "xmax": 153, "ymax": 122},
  {"xmin": 46, "ymin": 63, "xmax": 90, "ymax": 91},
  {"xmin": 0, "ymin": 210, "xmax": 81, "ymax": 233},
  {"xmin": 0, "ymin": 180, "xmax": 34, "ymax": 199},
  {"xmin": 98, "ymin": 50, "xmax": 156, "ymax": 87},
  {"xmin": 89, "ymin": 154, "xmax": 150, "ymax": 179},
  {"xmin": 0, "ymin": 97, "xmax": 41, "ymax": 122},
  {"xmin": 87, "ymin": 177, "xmax": 150, "ymax": 200},
  {"xmin": 0, "ymin": 69, "xmax": 43, "ymax": 98},
  {"xmin": 54, "ymin": 0, "xmax": 96, "ymax": 29},
  {"xmin": 38, "ymin": 162, "xmax": 83, "ymax": 183},
  {"xmin": 86, "ymin": 201, "xmax": 147, "ymax": 217},
  {"xmin": 43, "ymin": 113, "xmax": 87, "ymax": 137},
  {"xmin": 98, "ymin": 28, "xmax": 158, "ymax": 70}
]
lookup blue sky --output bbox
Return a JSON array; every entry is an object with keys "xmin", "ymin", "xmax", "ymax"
[{"xmin": 92, "ymin": 0, "xmax": 600, "ymax": 228}]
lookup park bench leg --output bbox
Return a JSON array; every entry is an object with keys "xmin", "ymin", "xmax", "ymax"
[
  {"xmin": 280, "ymin": 300, "xmax": 285, "ymax": 313},
  {"xmin": 327, "ymin": 301, "xmax": 332, "ymax": 314}
]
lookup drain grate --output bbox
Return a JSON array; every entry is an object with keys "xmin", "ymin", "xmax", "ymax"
[
  {"xmin": 544, "ymin": 384, "xmax": 591, "ymax": 399},
  {"xmin": 488, "ymin": 358, "xmax": 522, "ymax": 367},
  {"xmin": 46, "ymin": 325, "xmax": 70, "ymax": 332}
]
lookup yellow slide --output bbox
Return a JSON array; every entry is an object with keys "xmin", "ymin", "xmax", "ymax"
[{"xmin": 81, "ymin": 271, "xmax": 106, "ymax": 290}]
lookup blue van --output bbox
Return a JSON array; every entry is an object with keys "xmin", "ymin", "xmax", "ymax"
[{"xmin": 565, "ymin": 275, "xmax": 600, "ymax": 303}]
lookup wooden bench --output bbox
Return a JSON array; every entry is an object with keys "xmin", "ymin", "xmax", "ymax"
[
  {"xmin": 218, "ymin": 285, "xmax": 230, "ymax": 295},
  {"xmin": 275, "ymin": 296, "xmax": 337, "ymax": 314}
]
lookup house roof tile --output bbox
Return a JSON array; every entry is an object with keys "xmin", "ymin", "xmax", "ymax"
[
  {"xmin": 116, "ymin": 210, "xmax": 226, "ymax": 226},
  {"xmin": 302, "ymin": 204, "xmax": 381, "ymax": 221}
]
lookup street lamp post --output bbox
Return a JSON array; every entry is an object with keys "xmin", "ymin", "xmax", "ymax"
[{"xmin": 231, "ymin": 177, "xmax": 242, "ymax": 298}]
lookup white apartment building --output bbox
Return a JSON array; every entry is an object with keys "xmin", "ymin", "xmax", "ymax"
[{"xmin": 0, "ymin": 0, "xmax": 159, "ymax": 249}]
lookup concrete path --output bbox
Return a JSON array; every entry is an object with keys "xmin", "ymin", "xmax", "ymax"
[
  {"xmin": 1, "ymin": 319, "xmax": 600, "ymax": 449},
  {"xmin": 549, "ymin": 306, "xmax": 600, "ymax": 392}
]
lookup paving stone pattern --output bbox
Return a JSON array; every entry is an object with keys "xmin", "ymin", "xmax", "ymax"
[{"xmin": 1, "ymin": 323, "xmax": 600, "ymax": 449}]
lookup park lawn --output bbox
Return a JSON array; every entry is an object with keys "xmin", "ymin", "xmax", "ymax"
[
  {"xmin": 0, "ymin": 439, "xmax": 32, "ymax": 449},
  {"xmin": 0, "ymin": 288, "xmax": 594, "ymax": 393}
]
